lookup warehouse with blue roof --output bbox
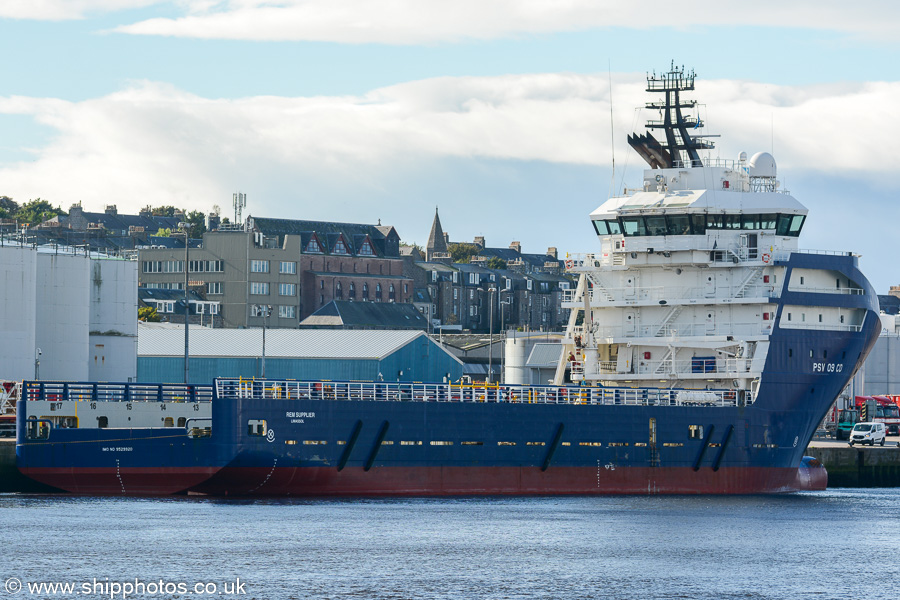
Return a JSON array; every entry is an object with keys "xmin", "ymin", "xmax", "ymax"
[{"xmin": 137, "ymin": 324, "xmax": 463, "ymax": 384}]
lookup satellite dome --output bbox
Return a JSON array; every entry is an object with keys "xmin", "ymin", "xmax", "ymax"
[{"xmin": 748, "ymin": 152, "xmax": 776, "ymax": 178}]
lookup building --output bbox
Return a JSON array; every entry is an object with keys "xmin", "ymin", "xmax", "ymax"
[
  {"xmin": 138, "ymin": 216, "xmax": 414, "ymax": 329},
  {"xmin": 137, "ymin": 325, "xmax": 463, "ymax": 383},
  {"xmin": 299, "ymin": 300, "xmax": 429, "ymax": 330},
  {"xmin": 406, "ymin": 209, "xmax": 573, "ymax": 333},
  {"xmin": 0, "ymin": 242, "xmax": 137, "ymax": 382},
  {"xmin": 29, "ymin": 203, "xmax": 186, "ymax": 252}
]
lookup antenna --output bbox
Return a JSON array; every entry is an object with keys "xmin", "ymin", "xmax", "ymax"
[
  {"xmin": 233, "ymin": 192, "xmax": 247, "ymax": 224},
  {"xmin": 608, "ymin": 60, "xmax": 616, "ymax": 198}
]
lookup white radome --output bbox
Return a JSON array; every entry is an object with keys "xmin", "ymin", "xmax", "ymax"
[{"xmin": 748, "ymin": 151, "xmax": 777, "ymax": 178}]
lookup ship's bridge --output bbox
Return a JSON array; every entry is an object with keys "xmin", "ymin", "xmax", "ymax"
[{"xmin": 591, "ymin": 156, "xmax": 808, "ymax": 242}]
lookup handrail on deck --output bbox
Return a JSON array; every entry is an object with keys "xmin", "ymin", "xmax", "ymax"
[
  {"xmin": 21, "ymin": 381, "xmax": 214, "ymax": 403},
  {"xmin": 213, "ymin": 378, "xmax": 751, "ymax": 408}
]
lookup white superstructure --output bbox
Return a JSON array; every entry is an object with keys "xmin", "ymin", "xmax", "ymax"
[{"xmin": 555, "ymin": 65, "xmax": 868, "ymax": 399}]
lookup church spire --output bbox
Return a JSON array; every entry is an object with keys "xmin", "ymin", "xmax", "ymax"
[{"xmin": 426, "ymin": 206, "xmax": 448, "ymax": 261}]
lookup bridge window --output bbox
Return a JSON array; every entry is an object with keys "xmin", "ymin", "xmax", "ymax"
[
  {"xmin": 776, "ymin": 214, "xmax": 806, "ymax": 236},
  {"xmin": 666, "ymin": 214, "xmax": 691, "ymax": 235},
  {"xmin": 741, "ymin": 214, "xmax": 760, "ymax": 230},
  {"xmin": 645, "ymin": 215, "xmax": 667, "ymax": 236},
  {"xmin": 621, "ymin": 216, "xmax": 648, "ymax": 236},
  {"xmin": 760, "ymin": 214, "xmax": 777, "ymax": 229}
]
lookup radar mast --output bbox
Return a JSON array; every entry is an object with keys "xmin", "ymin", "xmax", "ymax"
[{"xmin": 627, "ymin": 62, "xmax": 715, "ymax": 169}]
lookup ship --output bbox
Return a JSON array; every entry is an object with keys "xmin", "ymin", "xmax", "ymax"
[{"xmin": 15, "ymin": 65, "xmax": 880, "ymax": 495}]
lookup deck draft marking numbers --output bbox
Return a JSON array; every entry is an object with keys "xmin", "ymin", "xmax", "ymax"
[
  {"xmin": 115, "ymin": 459, "xmax": 126, "ymax": 494},
  {"xmin": 248, "ymin": 458, "xmax": 278, "ymax": 493}
]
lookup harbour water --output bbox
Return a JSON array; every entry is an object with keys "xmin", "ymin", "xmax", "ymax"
[{"xmin": 2, "ymin": 490, "xmax": 899, "ymax": 600}]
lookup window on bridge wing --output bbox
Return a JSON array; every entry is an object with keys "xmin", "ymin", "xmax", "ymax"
[{"xmin": 621, "ymin": 216, "xmax": 647, "ymax": 236}]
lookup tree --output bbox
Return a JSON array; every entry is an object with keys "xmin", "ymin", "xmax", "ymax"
[
  {"xmin": 448, "ymin": 243, "xmax": 480, "ymax": 264},
  {"xmin": 150, "ymin": 206, "xmax": 178, "ymax": 217},
  {"xmin": 185, "ymin": 210, "xmax": 207, "ymax": 239},
  {"xmin": 485, "ymin": 256, "xmax": 507, "ymax": 270},
  {"xmin": 15, "ymin": 198, "xmax": 66, "ymax": 225},
  {"xmin": 155, "ymin": 228, "xmax": 172, "ymax": 237},
  {"xmin": 0, "ymin": 196, "xmax": 19, "ymax": 219},
  {"xmin": 138, "ymin": 306, "xmax": 161, "ymax": 322}
]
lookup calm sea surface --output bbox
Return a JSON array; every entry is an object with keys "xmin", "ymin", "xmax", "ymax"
[{"xmin": 2, "ymin": 490, "xmax": 899, "ymax": 600}]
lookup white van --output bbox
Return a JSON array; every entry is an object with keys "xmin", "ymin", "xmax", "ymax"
[{"xmin": 848, "ymin": 422, "xmax": 886, "ymax": 447}]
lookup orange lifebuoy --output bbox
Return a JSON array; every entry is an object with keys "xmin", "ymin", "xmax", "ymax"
[
  {"xmin": 761, "ymin": 253, "xmax": 771, "ymax": 264},
  {"xmin": 565, "ymin": 260, "xmax": 574, "ymax": 269}
]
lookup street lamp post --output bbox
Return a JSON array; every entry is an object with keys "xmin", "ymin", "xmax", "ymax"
[
  {"xmin": 500, "ymin": 296, "xmax": 512, "ymax": 384},
  {"xmin": 178, "ymin": 222, "xmax": 190, "ymax": 384},
  {"xmin": 488, "ymin": 287, "xmax": 495, "ymax": 383},
  {"xmin": 257, "ymin": 304, "xmax": 272, "ymax": 378},
  {"xmin": 34, "ymin": 348, "xmax": 42, "ymax": 380}
]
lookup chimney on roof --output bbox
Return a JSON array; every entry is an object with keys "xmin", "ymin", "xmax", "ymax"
[
  {"xmin": 139, "ymin": 206, "xmax": 152, "ymax": 217},
  {"xmin": 547, "ymin": 247, "xmax": 557, "ymax": 259},
  {"xmin": 474, "ymin": 236, "xmax": 485, "ymax": 249},
  {"xmin": 509, "ymin": 241, "xmax": 521, "ymax": 253},
  {"xmin": 104, "ymin": 205, "xmax": 117, "ymax": 215}
]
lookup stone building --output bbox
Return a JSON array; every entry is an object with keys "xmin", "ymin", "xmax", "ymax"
[
  {"xmin": 138, "ymin": 216, "xmax": 413, "ymax": 329},
  {"xmin": 404, "ymin": 209, "xmax": 573, "ymax": 333}
]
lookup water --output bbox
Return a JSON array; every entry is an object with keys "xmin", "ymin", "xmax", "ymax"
[{"xmin": 2, "ymin": 490, "xmax": 899, "ymax": 600}]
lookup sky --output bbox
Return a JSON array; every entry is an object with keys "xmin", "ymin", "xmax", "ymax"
[{"xmin": 1, "ymin": 1, "xmax": 899, "ymax": 291}]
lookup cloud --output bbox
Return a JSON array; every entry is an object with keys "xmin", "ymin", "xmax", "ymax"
[
  {"xmin": 110, "ymin": 1, "xmax": 899, "ymax": 43},
  {"xmin": 0, "ymin": 1, "xmax": 157, "ymax": 20},
  {"xmin": 0, "ymin": 73, "xmax": 895, "ymax": 219}
]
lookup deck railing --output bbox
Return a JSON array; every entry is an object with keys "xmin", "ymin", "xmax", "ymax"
[
  {"xmin": 214, "ymin": 378, "xmax": 748, "ymax": 408},
  {"xmin": 22, "ymin": 381, "xmax": 214, "ymax": 403}
]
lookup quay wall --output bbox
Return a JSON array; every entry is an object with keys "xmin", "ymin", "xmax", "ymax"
[
  {"xmin": 0, "ymin": 439, "xmax": 57, "ymax": 493},
  {"xmin": 806, "ymin": 446, "xmax": 900, "ymax": 487}
]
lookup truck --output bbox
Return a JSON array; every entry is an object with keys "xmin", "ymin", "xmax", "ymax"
[{"xmin": 854, "ymin": 396, "xmax": 900, "ymax": 436}]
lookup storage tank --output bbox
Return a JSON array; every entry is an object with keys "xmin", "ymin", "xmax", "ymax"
[
  {"xmin": 89, "ymin": 258, "xmax": 138, "ymax": 382},
  {"xmin": 0, "ymin": 246, "xmax": 37, "ymax": 380},
  {"xmin": 35, "ymin": 253, "xmax": 90, "ymax": 380},
  {"xmin": 504, "ymin": 331, "xmax": 528, "ymax": 385}
]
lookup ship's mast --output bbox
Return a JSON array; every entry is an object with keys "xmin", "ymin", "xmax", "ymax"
[{"xmin": 628, "ymin": 62, "xmax": 715, "ymax": 169}]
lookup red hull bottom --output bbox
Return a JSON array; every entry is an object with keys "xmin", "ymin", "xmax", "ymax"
[
  {"xmin": 193, "ymin": 464, "xmax": 828, "ymax": 496},
  {"xmin": 19, "ymin": 467, "xmax": 222, "ymax": 495}
]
